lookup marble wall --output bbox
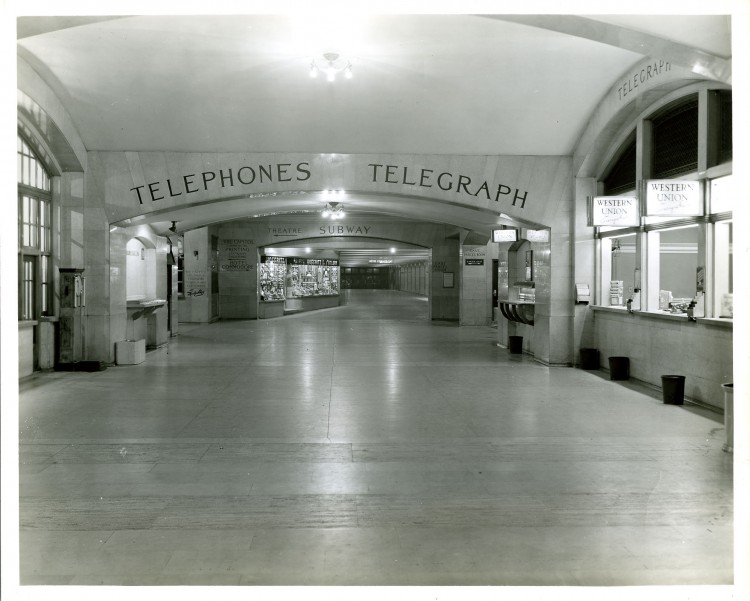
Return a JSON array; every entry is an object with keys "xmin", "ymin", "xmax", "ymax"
[
  {"xmin": 392, "ymin": 263, "xmax": 429, "ymax": 296},
  {"xmin": 179, "ymin": 228, "xmax": 213, "ymax": 323},
  {"xmin": 592, "ymin": 309, "xmax": 733, "ymax": 409},
  {"xmin": 460, "ymin": 245, "xmax": 491, "ymax": 326},
  {"xmin": 217, "ymin": 224, "xmax": 258, "ymax": 319},
  {"xmin": 431, "ymin": 237, "xmax": 460, "ymax": 321}
]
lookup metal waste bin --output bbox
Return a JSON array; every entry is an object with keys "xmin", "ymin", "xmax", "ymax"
[
  {"xmin": 661, "ymin": 375, "xmax": 685, "ymax": 405},
  {"xmin": 608, "ymin": 356, "xmax": 630, "ymax": 380},
  {"xmin": 579, "ymin": 348, "xmax": 599, "ymax": 370}
]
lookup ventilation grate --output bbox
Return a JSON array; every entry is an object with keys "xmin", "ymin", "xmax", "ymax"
[
  {"xmin": 603, "ymin": 137, "xmax": 637, "ymax": 196},
  {"xmin": 652, "ymin": 98, "xmax": 699, "ymax": 179}
]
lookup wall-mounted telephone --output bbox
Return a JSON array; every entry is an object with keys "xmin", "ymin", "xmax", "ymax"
[{"xmin": 575, "ymin": 283, "xmax": 590, "ymax": 304}]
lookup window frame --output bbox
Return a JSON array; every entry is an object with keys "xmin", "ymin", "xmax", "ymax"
[
  {"xmin": 17, "ymin": 132, "xmax": 54, "ymax": 321},
  {"xmin": 594, "ymin": 86, "xmax": 732, "ymax": 321}
]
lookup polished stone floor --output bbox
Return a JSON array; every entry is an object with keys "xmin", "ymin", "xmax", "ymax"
[{"xmin": 17, "ymin": 290, "xmax": 733, "ymax": 589}]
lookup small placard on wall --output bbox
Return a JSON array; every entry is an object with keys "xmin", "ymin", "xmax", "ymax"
[
  {"xmin": 465, "ymin": 259, "xmax": 484, "ymax": 266},
  {"xmin": 443, "ymin": 272, "xmax": 454, "ymax": 288}
]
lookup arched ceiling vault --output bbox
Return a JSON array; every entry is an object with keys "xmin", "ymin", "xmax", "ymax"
[{"xmin": 17, "ymin": 11, "xmax": 733, "ymax": 235}]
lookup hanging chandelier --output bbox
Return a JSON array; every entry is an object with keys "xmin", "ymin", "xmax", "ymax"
[
  {"xmin": 321, "ymin": 202, "xmax": 345, "ymax": 219},
  {"xmin": 309, "ymin": 52, "xmax": 353, "ymax": 82}
]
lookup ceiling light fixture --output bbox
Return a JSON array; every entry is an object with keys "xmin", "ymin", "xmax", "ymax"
[
  {"xmin": 310, "ymin": 52, "xmax": 353, "ymax": 82},
  {"xmin": 321, "ymin": 202, "xmax": 345, "ymax": 219}
]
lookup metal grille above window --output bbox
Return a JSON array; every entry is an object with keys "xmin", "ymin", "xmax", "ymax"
[
  {"xmin": 718, "ymin": 91, "xmax": 732, "ymax": 164},
  {"xmin": 651, "ymin": 97, "xmax": 699, "ymax": 179},
  {"xmin": 603, "ymin": 136, "xmax": 636, "ymax": 195}
]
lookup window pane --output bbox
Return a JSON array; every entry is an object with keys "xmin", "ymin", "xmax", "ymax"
[
  {"xmin": 30, "ymin": 199, "xmax": 38, "ymax": 248},
  {"xmin": 710, "ymin": 175, "xmax": 734, "ymax": 214},
  {"xmin": 652, "ymin": 225, "xmax": 699, "ymax": 312},
  {"xmin": 22, "ymin": 257, "xmax": 35, "ymax": 320},
  {"xmin": 22, "ymin": 196, "xmax": 31, "ymax": 247},
  {"xmin": 41, "ymin": 256, "xmax": 49, "ymax": 314},
  {"xmin": 600, "ymin": 234, "xmax": 637, "ymax": 306},
  {"xmin": 714, "ymin": 221, "xmax": 733, "ymax": 318},
  {"xmin": 40, "ymin": 200, "xmax": 50, "ymax": 253},
  {"xmin": 18, "ymin": 133, "xmax": 52, "ymax": 192}
]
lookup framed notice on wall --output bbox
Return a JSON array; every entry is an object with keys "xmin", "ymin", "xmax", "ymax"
[{"xmin": 443, "ymin": 272, "xmax": 454, "ymax": 288}]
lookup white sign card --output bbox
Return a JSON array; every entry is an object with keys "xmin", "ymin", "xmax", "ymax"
[
  {"xmin": 591, "ymin": 196, "xmax": 639, "ymax": 226},
  {"xmin": 492, "ymin": 229, "xmax": 518, "ymax": 242},
  {"xmin": 523, "ymin": 229, "xmax": 550, "ymax": 243},
  {"xmin": 645, "ymin": 180, "xmax": 702, "ymax": 216}
]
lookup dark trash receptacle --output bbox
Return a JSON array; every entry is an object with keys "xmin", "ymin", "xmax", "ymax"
[
  {"xmin": 580, "ymin": 348, "xmax": 599, "ymax": 370},
  {"xmin": 661, "ymin": 375, "xmax": 686, "ymax": 405},
  {"xmin": 608, "ymin": 356, "xmax": 630, "ymax": 380},
  {"xmin": 508, "ymin": 336, "xmax": 523, "ymax": 354}
]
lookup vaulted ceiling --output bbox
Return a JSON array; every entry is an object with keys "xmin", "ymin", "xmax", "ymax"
[
  {"xmin": 15, "ymin": 10, "xmax": 735, "ymax": 247},
  {"xmin": 17, "ymin": 12, "xmax": 732, "ymax": 157}
]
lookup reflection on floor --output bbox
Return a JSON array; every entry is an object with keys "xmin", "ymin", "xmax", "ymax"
[{"xmin": 19, "ymin": 290, "xmax": 732, "ymax": 587}]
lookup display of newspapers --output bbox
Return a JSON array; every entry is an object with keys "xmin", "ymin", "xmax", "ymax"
[
  {"xmin": 721, "ymin": 293, "xmax": 733, "ymax": 318},
  {"xmin": 609, "ymin": 280, "xmax": 624, "ymax": 306}
]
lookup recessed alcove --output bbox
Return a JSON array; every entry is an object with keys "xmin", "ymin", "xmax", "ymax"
[{"xmin": 126, "ymin": 236, "xmax": 157, "ymax": 301}]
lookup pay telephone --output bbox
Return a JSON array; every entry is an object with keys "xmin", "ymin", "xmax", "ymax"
[{"xmin": 59, "ymin": 268, "xmax": 85, "ymax": 364}]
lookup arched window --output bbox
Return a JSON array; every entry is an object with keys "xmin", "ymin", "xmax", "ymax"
[
  {"xmin": 18, "ymin": 133, "xmax": 53, "ymax": 320},
  {"xmin": 595, "ymin": 87, "xmax": 733, "ymax": 319}
]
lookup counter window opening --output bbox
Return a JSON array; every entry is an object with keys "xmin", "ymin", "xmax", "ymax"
[
  {"xmin": 17, "ymin": 132, "xmax": 53, "ymax": 321},
  {"xmin": 595, "ymin": 86, "xmax": 732, "ymax": 320},
  {"xmin": 175, "ymin": 235, "xmax": 185, "ymax": 298},
  {"xmin": 126, "ymin": 237, "xmax": 158, "ymax": 301}
]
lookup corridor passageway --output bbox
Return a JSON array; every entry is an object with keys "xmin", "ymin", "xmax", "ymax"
[{"xmin": 19, "ymin": 291, "xmax": 732, "ymax": 585}]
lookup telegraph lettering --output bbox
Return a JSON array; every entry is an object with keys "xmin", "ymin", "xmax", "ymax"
[
  {"xmin": 618, "ymin": 60, "xmax": 671, "ymax": 100},
  {"xmin": 131, "ymin": 161, "xmax": 312, "ymax": 204},
  {"xmin": 368, "ymin": 163, "xmax": 529, "ymax": 209}
]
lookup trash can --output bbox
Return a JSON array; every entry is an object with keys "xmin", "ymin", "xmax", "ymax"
[
  {"xmin": 579, "ymin": 348, "xmax": 599, "ymax": 370},
  {"xmin": 661, "ymin": 375, "xmax": 686, "ymax": 405},
  {"xmin": 508, "ymin": 336, "xmax": 523, "ymax": 354},
  {"xmin": 608, "ymin": 356, "xmax": 630, "ymax": 380},
  {"xmin": 722, "ymin": 383, "xmax": 733, "ymax": 453}
]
